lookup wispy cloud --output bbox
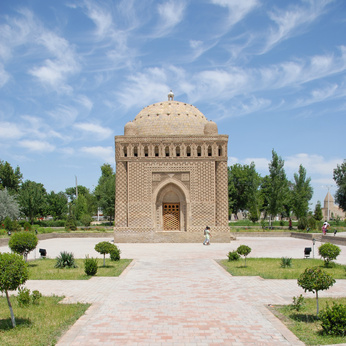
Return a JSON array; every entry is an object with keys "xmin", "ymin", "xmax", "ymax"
[
  {"xmin": 211, "ymin": 0, "xmax": 259, "ymax": 29},
  {"xmin": 18, "ymin": 140, "xmax": 55, "ymax": 152},
  {"xmin": 73, "ymin": 122, "xmax": 112, "ymax": 139},
  {"xmin": 155, "ymin": 0, "xmax": 186, "ymax": 37},
  {"xmin": 80, "ymin": 146, "xmax": 114, "ymax": 163},
  {"xmin": 47, "ymin": 105, "xmax": 79, "ymax": 127},
  {"xmin": 0, "ymin": 122, "xmax": 23, "ymax": 140},
  {"xmin": 262, "ymin": 0, "xmax": 333, "ymax": 53}
]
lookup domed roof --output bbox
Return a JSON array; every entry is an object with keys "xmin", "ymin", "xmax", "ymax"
[
  {"xmin": 130, "ymin": 100, "xmax": 209, "ymax": 136},
  {"xmin": 204, "ymin": 121, "xmax": 218, "ymax": 135}
]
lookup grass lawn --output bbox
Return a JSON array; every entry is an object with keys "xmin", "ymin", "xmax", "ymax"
[
  {"xmin": 0, "ymin": 295, "xmax": 90, "ymax": 346},
  {"xmin": 218, "ymin": 258, "xmax": 346, "ymax": 279},
  {"xmin": 271, "ymin": 297, "xmax": 346, "ymax": 345},
  {"xmin": 28, "ymin": 258, "xmax": 132, "ymax": 280}
]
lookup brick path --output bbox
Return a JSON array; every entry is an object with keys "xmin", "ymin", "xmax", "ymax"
[{"xmin": 9, "ymin": 237, "xmax": 345, "ymax": 346}]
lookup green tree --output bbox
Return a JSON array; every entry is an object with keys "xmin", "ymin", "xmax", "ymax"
[
  {"xmin": 95, "ymin": 241, "xmax": 117, "ymax": 267},
  {"xmin": 0, "ymin": 160, "xmax": 23, "ymax": 193},
  {"xmin": 0, "ymin": 188, "xmax": 20, "ymax": 222},
  {"xmin": 297, "ymin": 267, "xmax": 335, "ymax": 315},
  {"xmin": 265, "ymin": 150, "xmax": 289, "ymax": 225},
  {"xmin": 47, "ymin": 191, "xmax": 68, "ymax": 220},
  {"xmin": 333, "ymin": 160, "xmax": 346, "ymax": 211},
  {"xmin": 291, "ymin": 164, "xmax": 313, "ymax": 220},
  {"xmin": 237, "ymin": 245, "xmax": 251, "ymax": 267},
  {"xmin": 0, "ymin": 252, "xmax": 29, "ymax": 327},
  {"xmin": 94, "ymin": 163, "xmax": 116, "ymax": 221},
  {"xmin": 65, "ymin": 214, "xmax": 77, "ymax": 231},
  {"xmin": 228, "ymin": 163, "xmax": 261, "ymax": 219},
  {"xmin": 18, "ymin": 180, "xmax": 47, "ymax": 223},
  {"xmin": 8, "ymin": 232, "xmax": 38, "ymax": 262},
  {"xmin": 314, "ymin": 201, "xmax": 323, "ymax": 221},
  {"xmin": 66, "ymin": 185, "xmax": 96, "ymax": 220},
  {"xmin": 318, "ymin": 243, "xmax": 341, "ymax": 267}
]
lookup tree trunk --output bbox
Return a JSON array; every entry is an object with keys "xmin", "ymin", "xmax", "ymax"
[
  {"xmin": 103, "ymin": 254, "xmax": 106, "ymax": 267},
  {"xmin": 5, "ymin": 290, "xmax": 16, "ymax": 328},
  {"xmin": 316, "ymin": 291, "xmax": 319, "ymax": 316}
]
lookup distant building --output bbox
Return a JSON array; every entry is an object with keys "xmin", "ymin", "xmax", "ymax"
[
  {"xmin": 322, "ymin": 191, "xmax": 346, "ymax": 220},
  {"xmin": 114, "ymin": 92, "xmax": 229, "ymax": 240}
]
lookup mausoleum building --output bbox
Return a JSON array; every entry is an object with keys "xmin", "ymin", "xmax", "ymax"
[{"xmin": 114, "ymin": 92, "xmax": 229, "ymax": 241}]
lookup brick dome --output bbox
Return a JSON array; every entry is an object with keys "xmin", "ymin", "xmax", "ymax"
[{"xmin": 131, "ymin": 101, "xmax": 209, "ymax": 136}]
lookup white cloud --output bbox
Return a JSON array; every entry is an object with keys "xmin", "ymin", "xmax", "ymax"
[
  {"xmin": 211, "ymin": 0, "xmax": 259, "ymax": 27},
  {"xmin": 80, "ymin": 146, "xmax": 114, "ymax": 163},
  {"xmin": 47, "ymin": 105, "xmax": 79, "ymax": 127},
  {"xmin": 262, "ymin": 0, "xmax": 333, "ymax": 53},
  {"xmin": 18, "ymin": 140, "xmax": 55, "ymax": 152},
  {"xmin": 76, "ymin": 95, "xmax": 93, "ymax": 111},
  {"xmin": 156, "ymin": 1, "xmax": 186, "ymax": 37},
  {"xmin": 0, "ymin": 64, "xmax": 10, "ymax": 87},
  {"xmin": 117, "ymin": 67, "xmax": 169, "ymax": 109},
  {"xmin": 73, "ymin": 122, "xmax": 112, "ymax": 139},
  {"xmin": 0, "ymin": 122, "xmax": 22, "ymax": 139}
]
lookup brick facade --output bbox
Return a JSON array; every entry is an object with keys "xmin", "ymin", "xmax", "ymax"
[{"xmin": 114, "ymin": 96, "xmax": 229, "ymax": 240}]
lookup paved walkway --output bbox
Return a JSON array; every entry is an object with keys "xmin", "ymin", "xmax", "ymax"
[{"xmin": 1, "ymin": 237, "xmax": 346, "ymax": 345}]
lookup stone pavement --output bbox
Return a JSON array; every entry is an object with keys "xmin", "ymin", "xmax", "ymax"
[{"xmin": 1, "ymin": 237, "xmax": 346, "ymax": 345}]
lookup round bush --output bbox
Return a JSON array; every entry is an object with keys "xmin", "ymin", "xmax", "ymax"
[
  {"xmin": 8, "ymin": 232, "xmax": 38, "ymax": 261},
  {"xmin": 84, "ymin": 256, "xmax": 98, "ymax": 276},
  {"xmin": 110, "ymin": 246, "xmax": 121, "ymax": 261},
  {"xmin": 319, "ymin": 303, "xmax": 346, "ymax": 336},
  {"xmin": 318, "ymin": 243, "xmax": 341, "ymax": 267},
  {"xmin": 227, "ymin": 251, "xmax": 240, "ymax": 261}
]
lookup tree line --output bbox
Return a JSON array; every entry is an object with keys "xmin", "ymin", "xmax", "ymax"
[
  {"xmin": 228, "ymin": 150, "xmax": 346, "ymax": 226},
  {"xmin": 0, "ymin": 152, "xmax": 345, "ymax": 228},
  {"xmin": 0, "ymin": 160, "xmax": 115, "ymax": 228}
]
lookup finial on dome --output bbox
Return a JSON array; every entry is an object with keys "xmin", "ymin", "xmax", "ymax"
[{"xmin": 168, "ymin": 90, "xmax": 174, "ymax": 101}]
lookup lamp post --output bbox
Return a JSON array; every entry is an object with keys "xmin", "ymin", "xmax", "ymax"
[{"xmin": 312, "ymin": 238, "xmax": 316, "ymax": 259}]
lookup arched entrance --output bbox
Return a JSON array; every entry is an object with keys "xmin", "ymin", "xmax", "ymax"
[{"xmin": 153, "ymin": 181, "xmax": 189, "ymax": 232}]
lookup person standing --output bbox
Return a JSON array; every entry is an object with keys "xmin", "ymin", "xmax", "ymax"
[{"xmin": 203, "ymin": 226, "xmax": 211, "ymax": 245}]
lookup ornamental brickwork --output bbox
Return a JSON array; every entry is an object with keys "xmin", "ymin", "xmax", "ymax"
[{"xmin": 114, "ymin": 96, "xmax": 229, "ymax": 239}]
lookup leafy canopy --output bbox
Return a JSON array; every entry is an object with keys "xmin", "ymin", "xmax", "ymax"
[
  {"xmin": 9, "ymin": 232, "xmax": 38, "ymax": 261},
  {"xmin": 333, "ymin": 160, "xmax": 346, "ymax": 211}
]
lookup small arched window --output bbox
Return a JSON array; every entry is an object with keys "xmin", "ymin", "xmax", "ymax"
[
  {"xmin": 134, "ymin": 146, "xmax": 138, "ymax": 157},
  {"xmin": 176, "ymin": 146, "xmax": 180, "ymax": 157},
  {"xmin": 187, "ymin": 146, "xmax": 191, "ymax": 157},
  {"xmin": 123, "ymin": 146, "xmax": 127, "ymax": 157},
  {"xmin": 208, "ymin": 146, "xmax": 212, "ymax": 157},
  {"xmin": 155, "ymin": 146, "xmax": 159, "ymax": 157},
  {"xmin": 165, "ymin": 146, "xmax": 170, "ymax": 157},
  {"xmin": 218, "ymin": 145, "xmax": 222, "ymax": 156},
  {"xmin": 197, "ymin": 146, "xmax": 202, "ymax": 157},
  {"xmin": 144, "ymin": 146, "xmax": 148, "ymax": 157}
]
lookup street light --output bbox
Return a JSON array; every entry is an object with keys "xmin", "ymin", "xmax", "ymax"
[{"xmin": 312, "ymin": 238, "xmax": 316, "ymax": 259}]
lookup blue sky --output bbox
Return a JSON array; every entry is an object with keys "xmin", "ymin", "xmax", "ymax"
[{"xmin": 0, "ymin": 0, "xmax": 345, "ymax": 209}]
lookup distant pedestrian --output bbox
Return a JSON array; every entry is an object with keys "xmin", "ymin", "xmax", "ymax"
[
  {"xmin": 203, "ymin": 226, "xmax": 211, "ymax": 245},
  {"xmin": 322, "ymin": 221, "xmax": 330, "ymax": 235}
]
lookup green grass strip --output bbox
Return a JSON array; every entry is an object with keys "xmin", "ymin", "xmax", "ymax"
[
  {"xmin": 218, "ymin": 258, "xmax": 346, "ymax": 279},
  {"xmin": 28, "ymin": 258, "xmax": 132, "ymax": 280}
]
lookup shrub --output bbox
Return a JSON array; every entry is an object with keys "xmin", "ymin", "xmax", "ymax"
[
  {"xmin": 297, "ymin": 267, "xmax": 336, "ymax": 315},
  {"xmin": 23, "ymin": 222, "xmax": 31, "ymax": 231},
  {"xmin": 84, "ymin": 256, "xmax": 98, "ymax": 276},
  {"xmin": 237, "ymin": 245, "xmax": 251, "ymax": 267},
  {"xmin": 65, "ymin": 215, "xmax": 77, "ymax": 231},
  {"xmin": 297, "ymin": 217, "xmax": 308, "ymax": 230},
  {"xmin": 291, "ymin": 294, "xmax": 305, "ymax": 312},
  {"xmin": 319, "ymin": 302, "xmax": 346, "ymax": 336},
  {"xmin": 80, "ymin": 214, "xmax": 92, "ymax": 227},
  {"xmin": 280, "ymin": 257, "xmax": 292, "ymax": 268},
  {"xmin": 17, "ymin": 287, "xmax": 31, "ymax": 307},
  {"xmin": 228, "ymin": 251, "xmax": 240, "ymax": 261},
  {"xmin": 0, "ymin": 252, "xmax": 29, "ymax": 327},
  {"xmin": 318, "ymin": 243, "xmax": 341, "ymax": 267},
  {"xmin": 55, "ymin": 251, "xmax": 77, "ymax": 268},
  {"xmin": 16, "ymin": 288, "xmax": 42, "ymax": 307},
  {"xmin": 110, "ymin": 246, "xmax": 121, "ymax": 261},
  {"xmin": 95, "ymin": 241, "xmax": 117, "ymax": 266},
  {"xmin": 8, "ymin": 231, "xmax": 38, "ymax": 261},
  {"xmin": 31, "ymin": 290, "xmax": 42, "ymax": 305}
]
